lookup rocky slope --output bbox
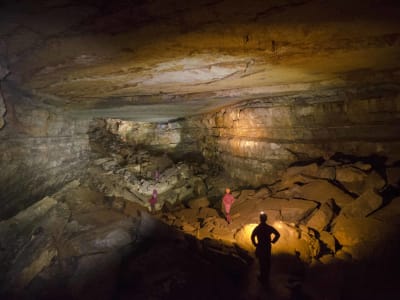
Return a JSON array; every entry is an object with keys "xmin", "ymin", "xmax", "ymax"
[{"xmin": 2, "ymin": 141, "xmax": 399, "ymax": 299}]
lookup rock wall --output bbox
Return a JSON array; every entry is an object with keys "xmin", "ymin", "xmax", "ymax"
[
  {"xmin": 92, "ymin": 86, "xmax": 400, "ymax": 187},
  {"xmin": 188, "ymin": 87, "xmax": 400, "ymax": 185},
  {"xmin": 0, "ymin": 65, "xmax": 10, "ymax": 129},
  {"xmin": 99, "ymin": 118, "xmax": 199, "ymax": 157},
  {"xmin": 0, "ymin": 86, "xmax": 91, "ymax": 220}
]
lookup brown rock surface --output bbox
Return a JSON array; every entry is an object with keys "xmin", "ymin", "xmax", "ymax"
[{"xmin": 294, "ymin": 180, "xmax": 354, "ymax": 207}]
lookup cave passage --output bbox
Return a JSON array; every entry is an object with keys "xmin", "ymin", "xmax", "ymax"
[{"xmin": 0, "ymin": 0, "xmax": 400, "ymax": 299}]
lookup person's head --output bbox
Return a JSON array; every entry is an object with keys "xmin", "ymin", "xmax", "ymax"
[
  {"xmin": 153, "ymin": 189, "xmax": 158, "ymax": 196},
  {"xmin": 260, "ymin": 211, "xmax": 267, "ymax": 223},
  {"xmin": 225, "ymin": 188, "xmax": 231, "ymax": 194}
]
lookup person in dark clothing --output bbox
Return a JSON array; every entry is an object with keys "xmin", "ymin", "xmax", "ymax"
[{"xmin": 251, "ymin": 212, "xmax": 280, "ymax": 283}]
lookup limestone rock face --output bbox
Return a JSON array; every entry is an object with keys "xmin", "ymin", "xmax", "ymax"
[
  {"xmin": 0, "ymin": 91, "xmax": 91, "ymax": 220},
  {"xmin": 0, "ymin": 64, "xmax": 9, "ymax": 129},
  {"xmin": 185, "ymin": 94, "xmax": 400, "ymax": 185}
]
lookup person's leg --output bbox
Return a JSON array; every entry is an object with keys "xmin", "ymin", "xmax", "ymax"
[
  {"xmin": 258, "ymin": 255, "xmax": 267, "ymax": 279},
  {"xmin": 226, "ymin": 213, "xmax": 231, "ymax": 224}
]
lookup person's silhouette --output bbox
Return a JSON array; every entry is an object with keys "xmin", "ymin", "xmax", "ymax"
[{"xmin": 251, "ymin": 212, "xmax": 280, "ymax": 283}]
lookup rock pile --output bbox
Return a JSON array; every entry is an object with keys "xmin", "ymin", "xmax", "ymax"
[
  {"xmin": 158, "ymin": 156, "xmax": 400, "ymax": 266},
  {"xmin": 0, "ymin": 181, "xmax": 141, "ymax": 299}
]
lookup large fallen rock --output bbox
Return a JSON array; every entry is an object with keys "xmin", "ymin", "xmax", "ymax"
[
  {"xmin": 284, "ymin": 163, "xmax": 319, "ymax": 179},
  {"xmin": 336, "ymin": 166, "xmax": 386, "ymax": 195},
  {"xmin": 363, "ymin": 171, "xmax": 386, "ymax": 192},
  {"xmin": 335, "ymin": 166, "xmax": 367, "ymax": 194},
  {"xmin": 318, "ymin": 231, "xmax": 336, "ymax": 253},
  {"xmin": 306, "ymin": 199, "xmax": 335, "ymax": 231},
  {"xmin": 279, "ymin": 199, "xmax": 318, "ymax": 223},
  {"xmin": 271, "ymin": 222, "xmax": 319, "ymax": 264},
  {"xmin": 197, "ymin": 207, "xmax": 219, "ymax": 219},
  {"xmin": 277, "ymin": 163, "xmax": 320, "ymax": 190},
  {"xmin": 331, "ymin": 215, "xmax": 397, "ymax": 260},
  {"xmin": 70, "ymin": 222, "xmax": 133, "ymax": 254},
  {"xmin": 316, "ymin": 166, "xmax": 336, "ymax": 180},
  {"xmin": 294, "ymin": 180, "xmax": 354, "ymax": 207},
  {"xmin": 369, "ymin": 196, "xmax": 400, "ymax": 225},
  {"xmin": 332, "ymin": 215, "xmax": 394, "ymax": 247},
  {"xmin": 341, "ymin": 189, "xmax": 383, "ymax": 218}
]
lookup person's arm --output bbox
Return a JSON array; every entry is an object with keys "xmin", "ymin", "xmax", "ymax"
[
  {"xmin": 271, "ymin": 227, "xmax": 280, "ymax": 244},
  {"xmin": 251, "ymin": 228, "xmax": 258, "ymax": 247}
]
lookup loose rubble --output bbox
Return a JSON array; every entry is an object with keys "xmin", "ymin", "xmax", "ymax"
[{"xmin": 1, "ymin": 148, "xmax": 399, "ymax": 299}]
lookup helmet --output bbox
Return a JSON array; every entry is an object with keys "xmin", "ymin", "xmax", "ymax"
[{"xmin": 260, "ymin": 211, "xmax": 267, "ymax": 222}]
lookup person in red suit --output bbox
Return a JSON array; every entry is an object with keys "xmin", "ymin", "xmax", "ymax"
[{"xmin": 222, "ymin": 188, "xmax": 235, "ymax": 224}]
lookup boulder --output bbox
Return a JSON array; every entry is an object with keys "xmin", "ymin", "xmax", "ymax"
[
  {"xmin": 277, "ymin": 163, "xmax": 320, "ymax": 189},
  {"xmin": 173, "ymin": 208, "xmax": 199, "ymax": 222},
  {"xmin": 12, "ymin": 196, "xmax": 57, "ymax": 224},
  {"xmin": 187, "ymin": 196, "xmax": 210, "ymax": 209},
  {"xmin": 363, "ymin": 171, "xmax": 386, "ymax": 192},
  {"xmin": 353, "ymin": 161, "xmax": 372, "ymax": 171},
  {"xmin": 335, "ymin": 166, "xmax": 367, "ymax": 194},
  {"xmin": 278, "ymin": 174, "xmax": 317, "ymax": 190},
  {"xmin": 181, "ymin": 222, "xmax": 198, "ymax": 232},
  {"xmin": 306, "ymin": 199, "xmax": 335, "ymax": 231},
  {"xmin": 341, "ymin": 189, "xmax": 383, "ymax": 218},
  {"xmin": 280, "ymin": 200, "xmax": 318, "ymax": 223},
  {"xmin": 295, "ymin": 180, "xmax": 354, "ymax": 207},
  {"xmin": 332, "ymin": 215, "xmax": 396, "ymax": 247},
  {"xmin": 234, "ymin": 223, "xmax": 257, "ymax": 251},
  {"xmin": 272, "ymin": 222, "xmax": 313, "ymax": 263},
  {"xmin": 319, "ymin": 231, "xmax": 336, "ymax": 253},
  {"xmin": 197, "ymin": 207, "xmax": 219, "ymax": 219},
  {"xmin": 69, "ymin": 219, "xmax": 134, "ymax": 255},
  {"xmin": 13, "ymin": 244, "xmax": 57, "ymax": 289},
  {"xmin": 254, "ymin": 187, "xmax": 271, "ymax": 199},
  {"xmin": 300, "ymin": 227, "xmax": 321, "ymax": 258},
  {"xmin": 317, "ymin": 166, "xmax": 336, "ymax": 180},
  {"xmin": 334, "ymin": 249, "xmax": 352, "ymax": 262},
  {"xmin": 251, "ymin": 197, "xmax": 318, "ymax": 223},
  {"xmin": 336, "ymin": 166, "xmax": 367, "ymax": 183},
  {"xmin": 369, "ymin": 196, "xmax": 400, "ymax": 225},
  {"xmin": 284, "ymin": 163, "xmax": 319, "ymax": 178}
]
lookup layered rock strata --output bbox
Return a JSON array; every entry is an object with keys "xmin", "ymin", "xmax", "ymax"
[
  {"xmin": 0, "ymin": 88, "xmax": 91, "ymax": 220},
  {"xmin": 96, "ymin": 86, "xmax": 400, "ymax": 186}
]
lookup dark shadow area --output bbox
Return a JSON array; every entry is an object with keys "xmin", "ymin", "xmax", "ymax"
[{"xmin": 3, "ymin": 220, "xmax": 399, "ymax": 300}]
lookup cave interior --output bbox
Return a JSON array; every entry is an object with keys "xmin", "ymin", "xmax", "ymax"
[{"xmin": 0, "ymin": 0, "xmax": 400, "ymax": 299}]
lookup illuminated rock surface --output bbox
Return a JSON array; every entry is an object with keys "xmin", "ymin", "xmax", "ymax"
[{"xmin": 0, "ymin": 0, "xmax": 399, "ymax": 299}]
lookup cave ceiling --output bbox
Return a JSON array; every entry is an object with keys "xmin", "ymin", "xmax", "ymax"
[{"xmin": 0, "ymin": 0, "xmax": 399, "ymax": 122}]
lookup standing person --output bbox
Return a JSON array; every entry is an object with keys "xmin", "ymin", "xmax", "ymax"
[
  {"xmin": 222, "ymin": 188, "xmax": 235, "ymax": 224},
  {"xmin": 251, "ymin": 212, "xmax": 280, "ymax": 283},
  {"xmin": 149, "ymin": 189, "xmax": 158, "ymax": 213}
]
